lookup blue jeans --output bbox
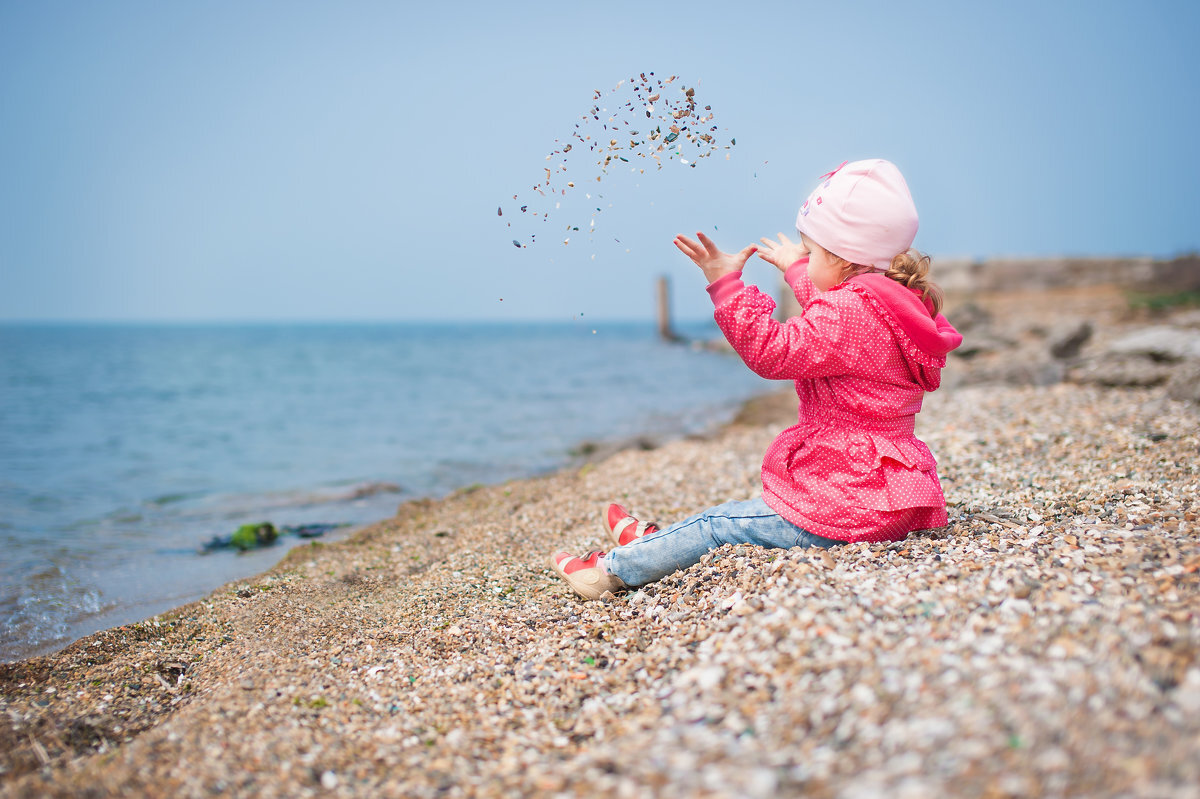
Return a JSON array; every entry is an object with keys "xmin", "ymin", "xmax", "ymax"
[{"xmin": 603, "ymin": 497, "xmax": 841, "ymax": 587}]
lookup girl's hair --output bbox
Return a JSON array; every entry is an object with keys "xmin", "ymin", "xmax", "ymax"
[{"xmin": 834, "ymin": 249, "xmax": 944, "ymax": 316}]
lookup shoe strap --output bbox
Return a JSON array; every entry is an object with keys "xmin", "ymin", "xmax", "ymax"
[{"xmin": 613, "ymin": 517, "xmax": 637, "ymax": 537}]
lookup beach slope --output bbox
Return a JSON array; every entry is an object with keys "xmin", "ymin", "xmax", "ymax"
[{"xmin": 2, "ymin": 374, "xmax": 1199, "ymax": 797}]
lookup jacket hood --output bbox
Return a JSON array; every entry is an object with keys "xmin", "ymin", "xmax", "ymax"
[
  {"xmin": 834, "ymin": 273, "xmax": 961, "ymax": 391},
  {"xmin": 845, "ymin": 273, "xmax": 962, "ymax": 357}
]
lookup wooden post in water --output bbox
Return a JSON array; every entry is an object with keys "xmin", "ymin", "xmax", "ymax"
[{"xmin": 657, "ymin": 275, "xmax": 680, "ymax": 342}]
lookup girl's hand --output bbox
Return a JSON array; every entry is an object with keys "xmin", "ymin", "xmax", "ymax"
[
  {"xmin": 673, "ymin": 232, "xmax": 757, "ymax": 283},
  {"xmin": 756, "ymin": 233, "xmax": 808, "ymax": 273}
]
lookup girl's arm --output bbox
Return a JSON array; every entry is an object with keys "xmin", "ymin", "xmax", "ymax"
[
  {"xmin": 676, "ymin": 231, "xmax": 859, "ymax": 380},
  {"xmin": 758, "ymin": 233, "xmax": 820, "ymax": 306},
  {"xmin": 712, "ymin": 285, "xmax": 859, "ymax": 381},
  {"xmin": 783, "ymin": 259, "xmax": 819, "ymax": 307}
]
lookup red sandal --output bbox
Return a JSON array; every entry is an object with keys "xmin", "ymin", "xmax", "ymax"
[
  {"xmin": 548, "ymin": 550, "xmax": 626, "ymax": 600},
  {"xmin": 604, "ymin": 503, "xmax": 660, "ymax": 547}
]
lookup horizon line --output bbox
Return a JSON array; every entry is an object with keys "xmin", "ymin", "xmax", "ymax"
[{"xmin": 0, "ymin": 316, "xmax": 722, "ymax": 327}]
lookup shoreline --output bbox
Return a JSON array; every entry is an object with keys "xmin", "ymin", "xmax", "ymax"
[
  {"xmin": 0, "ymin": 317, "xmax": 768, "ymax": 667},
  {"xmin": 2, "ymin": 299, "xmax": 1199, "ymax": 794},
  {"xmin": 0, "ymin": 381, "xmax": 766, "ymax": 668}
]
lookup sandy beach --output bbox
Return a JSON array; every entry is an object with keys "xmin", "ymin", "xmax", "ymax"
[{"xmin": 2, "ymin": 294, "xmax": 1199, "ymax": 798}]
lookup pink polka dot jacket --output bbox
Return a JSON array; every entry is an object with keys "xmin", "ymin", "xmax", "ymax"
[{"xmin": 707, "ymin": 260, "xmax": 963, "ymax": 543}]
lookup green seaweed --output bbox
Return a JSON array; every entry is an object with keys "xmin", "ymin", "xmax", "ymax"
[{"xmin": 230, "ymin": 522, "xmax": 277, "ymax": 551}]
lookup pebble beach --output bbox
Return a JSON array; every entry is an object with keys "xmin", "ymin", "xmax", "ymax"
[{"xmin": 2, "ymin": 295, "xmax": 1199, "ymax": 798}]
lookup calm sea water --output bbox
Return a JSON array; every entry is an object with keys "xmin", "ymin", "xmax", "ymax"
[{"xmin": 0, "ymin": 321, "xmax": 768, "ymax": 662}]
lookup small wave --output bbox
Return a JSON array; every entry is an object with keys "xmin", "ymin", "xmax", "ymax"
[
  {"xmin": 88, "ymin": 481, "xmax": 407, "ymax": 530},
  {"xmin": 0, "ymin": 564, "xmax": 109, "ymax": 663},
  {"xmin": 148, "ymin": 492, "xmax": 199, "ymax": 507},
  {"xmin": 218, "ymin": 481, "xmax": 404, "ymax": 513},
  {"xmin": 340, "ymin": 481, "xmax": 403, "ymax": 500}
]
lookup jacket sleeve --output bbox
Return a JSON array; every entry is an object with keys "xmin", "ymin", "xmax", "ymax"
[
  {"xmin": 709, "ymin": 274, "xmax": 861, "ymax": 381},
  {"xmin": 784, "ymin": 259, "xmax": 820, "ymax": 307}
]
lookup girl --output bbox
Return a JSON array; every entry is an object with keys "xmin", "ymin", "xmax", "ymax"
[{"xmin": 549, "ymin": 159, "xmax": 962, "ymax": 599}]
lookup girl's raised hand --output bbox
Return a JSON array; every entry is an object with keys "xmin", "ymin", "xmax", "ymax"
[
  {"xmin": 673, "ymin": 232, "xmax": 757, "ymax": 283},
  {"xmin": 756, "ymin": 233, "xmax": 808, "ymax": 273}
]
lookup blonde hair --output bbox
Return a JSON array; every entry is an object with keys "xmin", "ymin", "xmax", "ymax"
[{"xmin": 833, "ymin": 249, "xmax": 944, "ymax": 316}]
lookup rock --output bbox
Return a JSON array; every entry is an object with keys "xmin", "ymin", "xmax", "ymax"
[
  {"xmin": 1175, "ymin": 669, "xmax": 1200, "ymax": 715},
  {"xmin": 348, "ymin": 482, "xmax": 403, "ymax": 499},
  {"xmin": 952, "ymin": 331, "xmax": 1016, "ymax": 359},
  {"xmin": 201, "ymin": 522, "xmax": 336, "ymax": 552},
  {"xmin": 1168, "ymin": 309, "xmax": 1200, "ymax": 329},
  {"xmin": 1069, "ymin": 354, "xmax": 1175, "ymax": 387},
  {"xmin": 952, "ymin": 355, "xmax": 1064, "ymax": 387},
  {"xmin": 1108, "ymin": 326, "xmax": 1200, "ymax": 362},
  {"xmin": 1048, "ymin": 320, "xmax": 1093, "ymax": 359},
  {"xmin": 1166, "ymin": 361, "xmax": 1200, "ymax": 404},
  {"xmin": 1073, "ymin": 324, "xmax": 1200, "ymax": 390},
  {"xmin": 946, "ymin": 302, "xmax": 992, "ymax": 333},
  {"xmin": 286, "ymin": 524, "xmax": 339, "ymax": 539}
]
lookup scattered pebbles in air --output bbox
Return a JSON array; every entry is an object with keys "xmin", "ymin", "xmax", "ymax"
[{"xmin": 504, "ymin": 72, "xmax": 734, "ymax": 249}]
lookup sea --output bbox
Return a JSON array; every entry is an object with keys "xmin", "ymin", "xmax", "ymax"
[{"xmin": 0, "ymin": 320, "xmax": 770, "ymax": 662}]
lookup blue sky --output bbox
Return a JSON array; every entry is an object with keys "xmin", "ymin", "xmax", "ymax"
[{"xmin": 2, "ymin": 0, "xmax": 1197, "ymax": 322}]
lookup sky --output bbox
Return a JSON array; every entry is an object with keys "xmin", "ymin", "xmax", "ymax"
[{"xmin": 1, "ymin": 0, "xmax": 1198, "ymax": 323}]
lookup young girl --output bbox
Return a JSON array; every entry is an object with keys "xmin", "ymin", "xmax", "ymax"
[{"xmin": 549, "ymin": 159, "xmax": 963, "ymax": 599}]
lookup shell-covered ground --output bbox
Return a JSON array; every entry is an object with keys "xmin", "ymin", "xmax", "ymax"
[{"xmin": 2, "ymin": 375, "xmax": 1197, "ymax": 798}]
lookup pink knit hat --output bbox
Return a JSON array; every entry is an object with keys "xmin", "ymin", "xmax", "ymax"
[{"xmin": 795, "ymin": 159, "xmax": 919, "ymax": 270}]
